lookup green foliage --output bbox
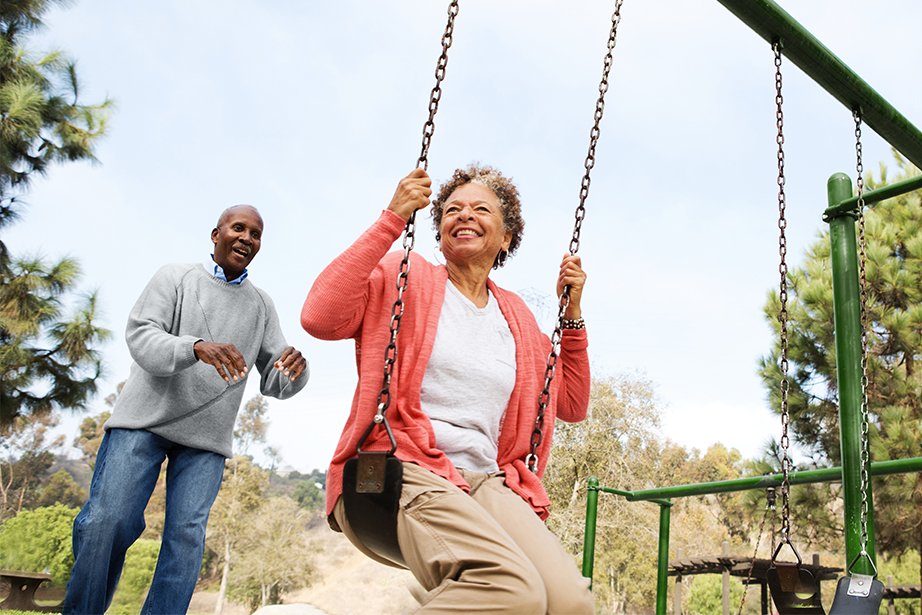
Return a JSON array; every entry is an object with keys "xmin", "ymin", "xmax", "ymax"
[
  {"xmin": 1, "ymin": 412, "xmax": 64, "ymax": 520},
  {"xmin": 292, "ymin": 479, "xmax": 323, "ymax": 512},
  {"xmin": 545, "ymin": 374, "xmax": 744, "ymax": 614},
  {"xmin": 105, "ymin": 539, "xmax": 160, "ymax": 615},
  {"xmin": 0, "ymin": 0, "xmax": 113, "ymax": 203},
  {"xmin": 685, "ymin": 574, "xmax": 744, "ymax": 615},
  {"xmin": 234, "ymin": 394, "xmax": 269, "ymax": 457},
  {"xmin": 877, "ymin": 550, "xmax": 920, "ymax": 615},
  {"xmin": 225, "ymin": 497, "xmax": 315, "ymax": 609},
  {"xmin": 0, "ymin": 503, "xmax": 78, "ymax": 587},
  {"xmin": 34, "ymin": 469, "xmax": 85, "ymax": 508},
  {"xmin": 0, "ymin": 256, "xmax": 111, "ymax": 427},
  {"xmin": 0, "ymin": 0, "xmax": 113, "ymax": 428},
  {"xmin": 206, "ymin": 456, "xmax": 267, "ymax": 607},
  {"xmin": 72, "ymin": 410, "xmax": 110, "ymax": 471}
]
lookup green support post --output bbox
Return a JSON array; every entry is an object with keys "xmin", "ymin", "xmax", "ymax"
[
  {"xmin": 826, "ymin": 172, "xmax": 877, "ymax": 576},
  {"xmin": 656, "ymin": 501, "xmax": 673, "ymax": 615},
  {"xmin": 582, "ymin": 476, "xmax": 600, "ymax": 584}
]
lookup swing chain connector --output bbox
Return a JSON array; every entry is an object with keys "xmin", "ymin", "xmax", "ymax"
[{"xmin": 771, "ymin": 535, "xmax": 802, "ymax": 566}]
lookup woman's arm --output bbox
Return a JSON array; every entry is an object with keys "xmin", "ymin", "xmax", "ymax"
[
  {"xmin": 300, "ymin": 210, "xmax": 407, "ymax": 340},
  {"xmin": 555, "ymin": 253, "xmax": 589, "ymax": 422},
  {"xmin": 556, "ymin": 329, "xmax": 590, "ymax": 423},
  {"xmin": 301, "ymin": 169, "xmax": 434, "ymax": 341}
]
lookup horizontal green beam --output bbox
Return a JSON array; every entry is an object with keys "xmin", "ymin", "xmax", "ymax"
[
  {"xmin": 617, "ymin": 457, "xmax": 922, "ymax": 502},
  {"xmin": 715, "ymin": 0, "xmax": 922, "ymax": 170},
  {"xmin": 824, "ymin": 173, "xmax": 922, "ymax": 220},
  {"xmin": 593, "ymin": 485, "xmax": 672, "ymax": 507}
]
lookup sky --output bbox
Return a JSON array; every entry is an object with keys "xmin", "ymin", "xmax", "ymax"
[{"xmin": 8, "ymin": 0, "xmax": 921, "ymax": 474}]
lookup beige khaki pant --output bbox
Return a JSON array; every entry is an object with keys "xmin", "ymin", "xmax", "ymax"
[{"xmin": 334, "ymin": 462, "xmax": 594, "ymax": 614}]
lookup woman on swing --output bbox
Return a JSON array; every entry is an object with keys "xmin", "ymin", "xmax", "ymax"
[{"xmin": 301, "ymin": 165, "xmax": 594, "ymax": 614}]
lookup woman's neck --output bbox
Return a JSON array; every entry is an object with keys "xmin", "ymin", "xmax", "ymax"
[{"xmin": 446, "ymin": 261, "xmax": 491, "ymax": 308}]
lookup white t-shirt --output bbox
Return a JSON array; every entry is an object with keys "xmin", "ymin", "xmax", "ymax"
[{"xmin": 420, "ymin": 281, "xmax": 517, "ymax": 472}]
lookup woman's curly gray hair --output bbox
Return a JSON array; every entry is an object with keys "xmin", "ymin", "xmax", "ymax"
[{"xmin": 431, "ymin": 163, "xmax": 524, "ymax": 269}]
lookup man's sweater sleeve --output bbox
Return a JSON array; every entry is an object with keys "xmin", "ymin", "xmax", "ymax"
[
  {"xmin": 125, "ymin": 264, "xmax": 200, "ymax": 377},
  {"xmin": 256, "ymin": 289, "xmax": 309, "ymax": 400}
]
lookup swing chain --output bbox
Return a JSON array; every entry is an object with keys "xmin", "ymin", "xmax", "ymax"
[
  {"xmin": 572, "ymin": 0, "xmax": 623, "ymax": 256},
  {"xmin": 773, "ymin": 41, "xmax": 793, "ymax": 548},
  {"xmin": 366, "ymin": 0, "xmax": 460, "ymax": 452},
  {"xmin": 418, "ymin": 0, "xmax": 460, "ymax": 171},
  {"xmin": 852, "ymin": 108, "xmax": 874, "ymax": 568},
  {"xmin": 527, "ymin": 2, "xmax": 623, "ymax": 473}
]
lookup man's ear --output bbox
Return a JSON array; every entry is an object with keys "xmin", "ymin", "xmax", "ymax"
[{"xmin": 211, "ymin": 228, "xmax": 219, "ymax": 244}]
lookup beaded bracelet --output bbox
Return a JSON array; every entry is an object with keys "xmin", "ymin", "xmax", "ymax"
[{"xmin": 561, "ymin": 317, "xmax": 585, "ymax": 330}]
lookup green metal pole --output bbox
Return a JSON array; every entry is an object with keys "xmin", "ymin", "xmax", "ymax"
[
  {"xmin": 582, "ymin": 477, "xmax": 600, "ymax": 584},
  {"xmin": 713, "ymin": 0, "xmax": 922, "ymax": 170},
  {"xmin": 656, "ymin": 502, "xmax": 673, "ymax": 615},
  {"xmin": 827, "ymin": 172, "xmax": 876, "ymax": 575}
]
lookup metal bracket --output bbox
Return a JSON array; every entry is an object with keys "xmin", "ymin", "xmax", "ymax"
[
  {"xmin": 846, "ymin": 573, "xmax": 874, "ymax": 598},
  {"xmin": 355, "ymin": 451, "xmax": 389, "ymax": 494}
]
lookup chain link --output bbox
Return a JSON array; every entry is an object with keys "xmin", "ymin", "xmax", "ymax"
[
  {"xmin": 363, "ymin": 1, "xmax": 460, "ymax": 452},
  {"xmin": 527, "ymin": 0, "xmax": 624, "ymax": 473},
  {"xmin": 418, "ymin": 0, "xmax": 459, "ymax": 171},
  {"xmin": 853, "ymin": 108, "xmax": 873, "ymax": 562},
  {"xmin": 772, "ymin": 42, "xmax": 794, "ymax": 550}
]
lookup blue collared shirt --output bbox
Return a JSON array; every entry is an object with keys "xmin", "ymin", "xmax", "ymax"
[{"xmin": 203, "ymin": 255, "xmax": 248, "ymax": 285}]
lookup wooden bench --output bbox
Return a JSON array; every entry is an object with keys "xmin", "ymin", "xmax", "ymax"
[{"xmin": 0, "ymin": 569, "xmax": 63, "ymax": 613}]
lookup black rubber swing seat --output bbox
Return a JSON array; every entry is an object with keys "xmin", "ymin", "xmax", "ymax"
[
  {"xmin": 828, "ymin": 575, "xmax": 885, "ymax": 614},
  {"xmin": 766, "ymin": 561, "xmax": 826, "ymax": 614},
  {"xmin": 342, "ymin": 452, "xmax": 407, "ymax": 568}
]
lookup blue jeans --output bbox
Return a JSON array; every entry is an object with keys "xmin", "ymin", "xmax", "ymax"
[{"xmin": 63, "ymin": 428, "xmax": 226, "ymax": 615}]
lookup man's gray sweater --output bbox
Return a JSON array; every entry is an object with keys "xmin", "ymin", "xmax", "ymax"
[{"xmin": 105, "ymin": 263, "xmax": 308, "ymax": 457}]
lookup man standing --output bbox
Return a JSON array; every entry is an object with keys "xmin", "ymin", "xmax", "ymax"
[{"xmin": 63, "ymin": 205, "xmax": 309, "ymax": 615}]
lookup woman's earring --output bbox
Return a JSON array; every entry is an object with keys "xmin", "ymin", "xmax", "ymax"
[
  {"xmin": 433, "ymin": 243, "xmax": 445, "ymax": 266},
  {"xmin": 497, "ymin": 250, "xmax": 507, "ymax": 268}
]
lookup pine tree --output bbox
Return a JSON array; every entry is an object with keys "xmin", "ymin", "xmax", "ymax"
[{"xmin": 1, "ymin": 0, "xmax": 112, "ymax": 428}]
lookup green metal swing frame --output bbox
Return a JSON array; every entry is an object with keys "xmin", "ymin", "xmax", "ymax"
[{"xmin": 580, "ymin": 1, "xmax": 922, "ymax": 612}]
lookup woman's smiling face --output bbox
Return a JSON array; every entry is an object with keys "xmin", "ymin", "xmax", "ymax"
[{"xmin": 438, "ymin": 182, "xmax": 512, "ymax": 269}]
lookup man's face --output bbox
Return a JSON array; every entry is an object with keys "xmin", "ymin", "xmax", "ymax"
[{"xmin": 211, "ymin": 206, "xmax": 263, "ymax": 281}]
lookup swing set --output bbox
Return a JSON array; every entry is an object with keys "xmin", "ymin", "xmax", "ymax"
[
  {"xmin": 341, "ymin": 0, "xmax": 922, "ymax": 612},
  {"xmin": 580, "ymin": 2, "xmax": 922, "ymax": 612}
]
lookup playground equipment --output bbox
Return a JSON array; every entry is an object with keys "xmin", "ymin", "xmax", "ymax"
[{"xmin": 581, "ymin": 0, "xmax": 922, "ymax": 613}]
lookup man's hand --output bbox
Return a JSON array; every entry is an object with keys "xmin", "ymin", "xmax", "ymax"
[
  {"xmin": 275, "ymin": 347, "xmax": 307, "ymax": 382},
  {"xmin": 194, "ymin": 341, "xmax": 247, "ymax": 383}
]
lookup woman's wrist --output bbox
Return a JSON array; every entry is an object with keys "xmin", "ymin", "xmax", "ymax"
[{"xmin": 562, "ymin": 317, "xmax": 585, "ymax": 330}]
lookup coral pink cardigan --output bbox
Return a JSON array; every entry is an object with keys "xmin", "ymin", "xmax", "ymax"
[{"xmin": 301, "ymin": 210, "xmax": 590, "ymax": 519}]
